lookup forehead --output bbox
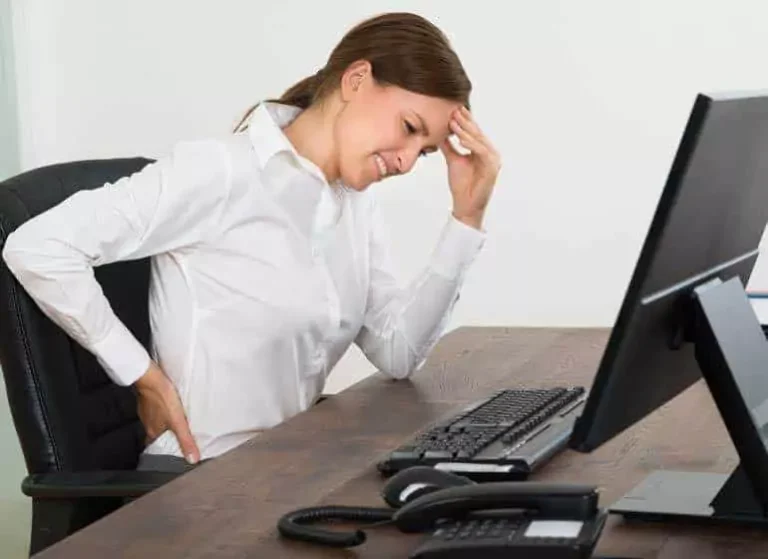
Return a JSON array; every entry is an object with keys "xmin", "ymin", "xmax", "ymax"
[{"xmin": 380, "ymin": 85, "xmax": 462, "ymax": 139}]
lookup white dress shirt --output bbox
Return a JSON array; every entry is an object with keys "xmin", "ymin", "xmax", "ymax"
[{"xmin": 2, "ymin": 102, "xmax": 486, "ymax": 459}]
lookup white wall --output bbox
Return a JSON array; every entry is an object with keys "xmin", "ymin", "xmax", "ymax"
[{"xmin": 0, "ymin": 0, "xmax": 19, "ymax": 180}]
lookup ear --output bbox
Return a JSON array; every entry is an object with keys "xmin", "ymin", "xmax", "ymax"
[{"xmin": 340, "ymin": 59, "xmax": 372, "ymax": 102}]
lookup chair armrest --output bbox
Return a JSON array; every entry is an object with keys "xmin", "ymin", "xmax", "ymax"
[{"xmin": 22, "ymin": 470, "xmax": 180, "ymax": 499}]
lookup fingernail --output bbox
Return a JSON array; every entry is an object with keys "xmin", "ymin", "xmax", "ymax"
[{"xmin": 186, "ymin": 454, "xmax": 198, "ymax": 464}]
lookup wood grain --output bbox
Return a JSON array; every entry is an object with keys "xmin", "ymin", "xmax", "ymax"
[{"xmin": 32, "ymin": 327, "xmax": 768, "ymax": 558}]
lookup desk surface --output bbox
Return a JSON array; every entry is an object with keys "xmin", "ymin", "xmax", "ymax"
[{"xmin": 34, "ymin": 327, "xmax": 768, "ymax": 558}]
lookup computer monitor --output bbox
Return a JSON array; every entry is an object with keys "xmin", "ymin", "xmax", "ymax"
[{"xmin": 567, "ymin": 91, "xmax": 768, "ymax": 526}]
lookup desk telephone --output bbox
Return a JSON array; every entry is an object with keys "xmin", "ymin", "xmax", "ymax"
[{"xmin": 278, "ymin": 466, "xmax": 607, "ymax": 558}]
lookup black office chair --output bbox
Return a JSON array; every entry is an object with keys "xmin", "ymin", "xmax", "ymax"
[{"xmin": 0, "ymin": 159, "xmax": 181, "ymax": 555}]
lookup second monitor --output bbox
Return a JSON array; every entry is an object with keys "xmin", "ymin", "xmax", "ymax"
[{"xmin": 569, "ymin": 90, "xmax": 768, "ymax": 526}]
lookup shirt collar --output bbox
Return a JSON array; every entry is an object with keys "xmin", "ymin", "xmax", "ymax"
[
  {"xmin": 247, "ymin": 102, "xmax": 329, "ymax": 183},
  {"xmin": 247, "ymin": 102, "xmax": 301, "ymax": 165}
]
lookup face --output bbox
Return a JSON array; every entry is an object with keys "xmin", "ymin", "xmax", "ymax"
[{"xmin": 332, "ymin": 61, "xmax": 462, "ymax": 191}]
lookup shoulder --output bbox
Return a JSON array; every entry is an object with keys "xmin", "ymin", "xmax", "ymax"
[
  {"xmin": 156, "ymin": 133, "xmax": 256, "ymax": 204},
  {"xmin": 152, "ymin": 136, "xmax": 231, "ymax": 198},
  {"xmin": 165, "ymin": 133, "xmax": 249, "ymax": 178}
]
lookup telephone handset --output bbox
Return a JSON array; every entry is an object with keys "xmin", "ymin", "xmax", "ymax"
[
  {"xmin": 392, "ymin": 481, "xmax": 598, "ymax": 531},
  {"xmin": 277, "ymin": 466, "xmax": 608, "ymax": 558}
]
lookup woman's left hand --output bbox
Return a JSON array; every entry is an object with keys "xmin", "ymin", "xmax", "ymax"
[{"xmin": 441, "ymin": 106, "xmax": 501, "ymax": 229}]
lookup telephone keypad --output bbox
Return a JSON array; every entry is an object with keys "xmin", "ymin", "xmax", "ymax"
[
  {"xmin": 435, "ymin": 518, "xmax": 522, "ymax": 541},
  {"xmin": 411, "ymin": 512, "xmax": 606, "ymax": 559}
]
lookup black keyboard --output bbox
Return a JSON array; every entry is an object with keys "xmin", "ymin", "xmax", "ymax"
[{"xmin": 377, "ymin": 386, "xmax": 586, "ymax": 481}]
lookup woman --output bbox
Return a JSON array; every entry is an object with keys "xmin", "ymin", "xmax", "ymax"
[{"xmin": 2, "ymin": 12, "xmax": 501, "ymax": 471}]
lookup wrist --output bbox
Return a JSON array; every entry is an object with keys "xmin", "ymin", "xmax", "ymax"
[
  {"xmin": 452, "ymin": 210, "xmax": 484, "ymax": 230},
  {"xmin": 135, "ymin": 361, "xmax": 161, "ymax": 392}
]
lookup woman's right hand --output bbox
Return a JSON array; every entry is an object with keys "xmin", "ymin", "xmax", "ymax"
[{"xmin": 135, "ymin": 360, "xmax": 200, "ymax": 464}]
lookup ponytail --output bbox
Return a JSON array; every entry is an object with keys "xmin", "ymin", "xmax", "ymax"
[
  {"xmin": 232, "ymin": 69, "xmax": 326, "ymax": 133},
  {"xmin": 279, "ymin": 68, "xmax": 326, "ymax": 109}
]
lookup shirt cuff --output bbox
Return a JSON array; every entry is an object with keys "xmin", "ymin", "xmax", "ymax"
[
  {"xmin": 429, "ymin": 214, "xmax": 486, "ymax": 279},
  {"xmin": 91, "ymin": 319, "xmax": 152, "ymax": 386}
]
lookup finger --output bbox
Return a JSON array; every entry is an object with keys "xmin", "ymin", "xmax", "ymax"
[
  {"xmin": 439, "ymin": 136, "xmax": 462, "ymax": 161},
  {"xmin": 456, "ymin": 108, "xmax": 498, "ymax": 157},
  {"xmin": 450, "ymin": 118, "xmax": 490, "ymax": 157},
  {"xmin": 455, "ymin": 107, "xmax": 486, "ymax": 141},
  {"xmin": 169, "ymin": 409, "xmax": 200, "ymax": 464},
  {"xmin": 452, "ymin": 116, "xmax": 502, "ymax": 171}
]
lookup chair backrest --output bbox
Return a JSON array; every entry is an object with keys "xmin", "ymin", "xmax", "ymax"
[{"xmin": 0, "ymin": 158, "xmax": 155, "ymax": 474}]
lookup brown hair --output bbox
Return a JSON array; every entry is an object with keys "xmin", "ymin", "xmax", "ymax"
[{"xmin": 233, "ymin": 12, "xmax": 471, "ymax": 132}]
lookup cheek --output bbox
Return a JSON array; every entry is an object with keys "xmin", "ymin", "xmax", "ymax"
[
  {"xmin": 349, "ymin": 102, "xmax": 401, "ymax": 153},
  {"xmin": 335, "ymin": 121, "xmax": 380, "ymax": 182},
  {"xmin": 333, "ymin": 127, "xmax": 372, "ymax": 189},
  {"xmin": 335, "ymin": 129, "xmax": 368, "ymax": 178},
  {"xmin": 336, "ymin": 109, "xmax": 369, "ymax": 156}
]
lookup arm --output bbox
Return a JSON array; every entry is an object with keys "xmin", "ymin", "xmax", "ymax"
[
  {"xmin": 2, "ymin": 139, "xmax": 232, "ymax": 386},
  {"xmin": 354, "ymin": 200, "xmax": 485, "ymax": 379},
  {"xmin": 355, "ymin": 106, "xmax": 501, "ymax": 379}
]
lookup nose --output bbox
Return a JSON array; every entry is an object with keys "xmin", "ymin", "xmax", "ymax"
[{"xmin": 397, "ymin": 147, "xmax": 421, "ymax": 175}]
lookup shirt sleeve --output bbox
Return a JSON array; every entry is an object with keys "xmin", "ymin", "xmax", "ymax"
[
  {"xmin": 354, "ymin": 198, "xmax": 485, "ymax": 379},
  {"xmin": 2, "ymin": 139, "xmax": 232, "ymax": 386}
]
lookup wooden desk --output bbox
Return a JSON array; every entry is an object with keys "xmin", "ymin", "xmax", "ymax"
[{"xmin": 34, "ymin": 327, "xmax": 768, "ymax": 558}]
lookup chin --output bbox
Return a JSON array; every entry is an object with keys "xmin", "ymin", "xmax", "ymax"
[
  {"xmin": 345, "ymin": 181, "xmax": 372, "ymax": 192},
  {"xmin": 340, "ymin": 170, "xmax": 374, "ymax": 192}
]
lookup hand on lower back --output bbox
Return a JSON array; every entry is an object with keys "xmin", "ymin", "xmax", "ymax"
[{"xmin": 135, "ymin": 360, "xmax": 200, "ymax": 464}]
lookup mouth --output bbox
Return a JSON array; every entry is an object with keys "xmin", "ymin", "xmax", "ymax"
[{"xmin": 373, "ymin": 153, "xmax": 388, "ymax": 180}]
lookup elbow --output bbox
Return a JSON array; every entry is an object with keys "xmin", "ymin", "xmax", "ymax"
[
  {"xmin": 382, "ymin": 363, "xmax": 415, "ymax": 381},
  {"xmin": 2, "ymin": 226, "xmax": 60, "ymax": 285},
  {"xmin": 379, "ymin": 350, "xmax": 426, "ymax": 381},
  {"xmin": 365, "ymin": 331, "xmax": 433, "ymax": 381}
]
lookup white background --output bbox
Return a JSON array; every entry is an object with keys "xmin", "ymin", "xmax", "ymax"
[{"xmin": 3, "ymin": 1, "xmax": 768, "ymax": 554}]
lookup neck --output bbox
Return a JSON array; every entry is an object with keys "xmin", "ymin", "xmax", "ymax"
[{"xmin": 282, "ymin": 97, "xmax": 341, "ymax": 183}]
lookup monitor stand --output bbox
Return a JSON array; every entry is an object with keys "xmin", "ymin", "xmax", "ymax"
[
  {"xmin": 610, "ymin": 276, "xmax": 768, "ymax": 527},
  {"xmin": 611, "ymin": 465, "xmax": 766, "ymax": 526}
]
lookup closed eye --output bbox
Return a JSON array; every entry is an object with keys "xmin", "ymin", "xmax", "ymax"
[{"xmin": 404, "ymin": 119, "xmax": 435, "ymax": 158}]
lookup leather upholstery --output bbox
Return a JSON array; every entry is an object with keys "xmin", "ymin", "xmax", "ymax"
[{"xmin": 0, "ymin": 158, "xmax": 155, "ymax": 475}]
